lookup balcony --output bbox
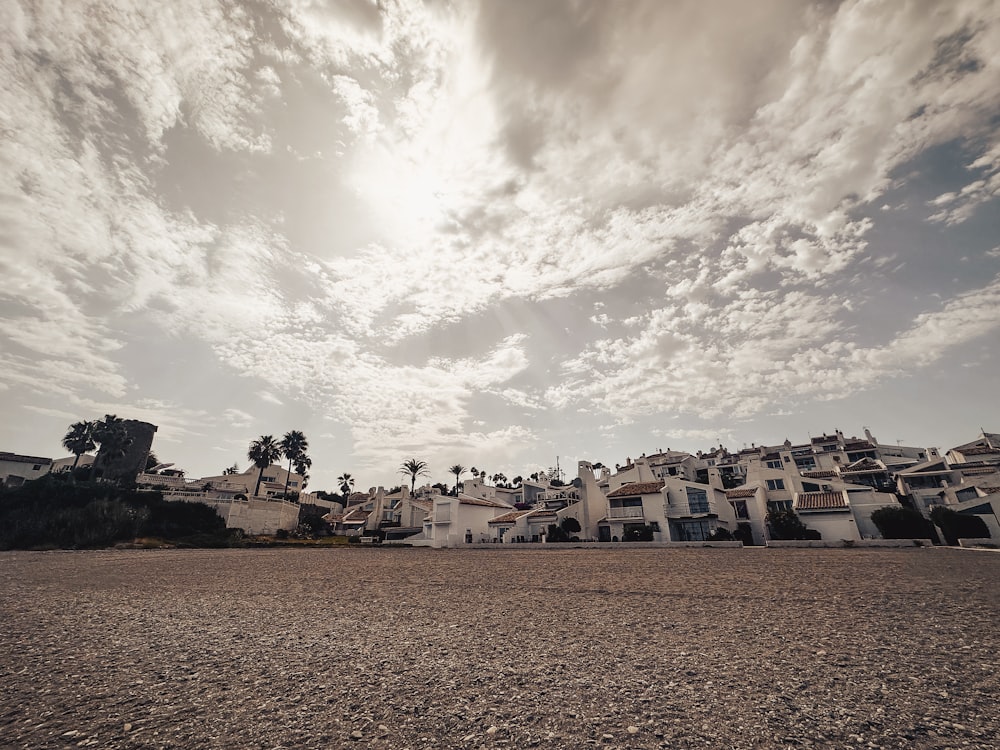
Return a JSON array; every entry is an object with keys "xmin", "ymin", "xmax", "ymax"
[{"xmin": 608, "ymin": 505, "xmax": 645, "ymax": 519}]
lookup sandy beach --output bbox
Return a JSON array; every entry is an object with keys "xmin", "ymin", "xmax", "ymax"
[{"xmin": 2, "ymin": 547, "xmax": 998, "ymax": 749}]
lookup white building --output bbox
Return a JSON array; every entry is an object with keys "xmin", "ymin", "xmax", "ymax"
[
  {"xmin": 0, "ymin": 452, "xmax": 52, "ymax": 487},
  {"xmin": 412, "ymin": 493, "xmax": 514, "ymax": 547}
]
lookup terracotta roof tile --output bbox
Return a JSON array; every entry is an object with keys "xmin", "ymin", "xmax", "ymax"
[
  {"xmin": 457, "ymin": 495, "xmax": 512, "ymax": 508},
  {"xmin": 801, "ymin": 470, "xmax": 837, "ymax": 479},
  {"xmin": 725, "ymin": 488, "xmax": 758, "ymax": 498},
  {"xmin": 607, "ymin": 481, "xmax": 665, "ymax": 498},
  {"xmin": 488, "ymin": 510, "xmax": 532, "ymax": 525},
  {"xmin": 796, "ymin": 491, "xmax": 847, "ymax": 510}
]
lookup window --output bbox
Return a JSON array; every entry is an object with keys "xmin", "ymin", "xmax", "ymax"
[
  {"xmin": 765, "ymin": 460, "xmax": 782, "ymax": 469},
  {"xmin": 730, "ymin": 500, "xmax": 749, "ymax": 519},
  {"xmin": 802, "ymin": 482, "xmax": 820, "ymax": 492},
  {"xmin": 767, "ymin": 500, "xmax": 793, "ymax": 513},
  {"xmin": 687, "ymin": 487, "xmax": 709, "ymax": 513},
  {"xmin": 32, "ymin": 464, "xmax": 41, "ymax": 471},
  {"xmin": 766, "ymin": 479, "xmax": 785, "ymax": 491}
]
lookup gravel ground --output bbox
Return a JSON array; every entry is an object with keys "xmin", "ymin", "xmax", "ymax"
[{"xmin": 1, "ymin": 547, "xmax": 998, "ymax": 749}]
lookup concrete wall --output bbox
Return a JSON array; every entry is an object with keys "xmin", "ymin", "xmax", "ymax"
[
  {"xmin": 798, "ymin": 511, "xmax": 860, "ymax": 541},
  {"xmin": 173, "ymin": 495, "xmax": 300, "ymax": 535}
]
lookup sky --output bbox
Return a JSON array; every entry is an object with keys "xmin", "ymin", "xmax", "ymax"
[{"xmin": 2, "ymin": 0, "xmax": 999, "ymax": 493}]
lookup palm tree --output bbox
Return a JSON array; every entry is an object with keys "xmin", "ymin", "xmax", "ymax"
[
  {"xmin": 338, "ymin": 472, "xmax": 355, "ymax": 502},
  {"xmin": 62, "ymin": 421, "xmax": 96, "ymax": 472},
  {"xmin": 399, "ymin": 458, "xmax": 429, "ymax": 496},
  {"xmin": 449, "ymin": 464, "xmax": 466, "ymax": 496},
  {"xmin": 92, "ymin": 414, "xmax": 132, "ymax": 481},
  {"xmin": 294, "ymin": 455, "xmax": 312, "ymax": 491},
  {"xmin": 247, "ymin": 435, "xmax": 281, "ymax": 497},
  {"xmin": 278, "ymin": 430, "xmax": 309, "ymax": 500}
]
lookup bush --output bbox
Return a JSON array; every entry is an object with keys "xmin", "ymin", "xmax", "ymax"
[
  {"xmin": 733, "ymin": 522, "xmax": 755, "ymax": 546},
  {"xmin": 623, "ymin": 524, "xmax": 655, "ymax": 542},
  {"xmin": 560, "ymin": 517, "xmax": 581, "ymax": 534},
  {"xmin": 546, "ymin": 524, "xmax": 569, "ymax": 543},
  {"xmin": 767, "ymin": 509, "xmax": 819, "ymax": 541},
  {"xmin": 0, "ymin": 476, "xmax": 235, "ymax": 549},
  {"xmin": 871, "ymin": 506, "xmax": 938, "ymax": 541},
  {"xmin": 930, "ymin": 506, "xmax": 990, "ymax": 546}
]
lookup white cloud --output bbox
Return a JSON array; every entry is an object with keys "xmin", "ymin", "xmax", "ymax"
[{"xmin": 2, "ymin": 0, "xmax": 1000, "ymax": 482}]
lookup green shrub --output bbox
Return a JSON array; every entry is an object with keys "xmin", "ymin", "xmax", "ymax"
[
  {"xmin": 871, "ymin": 506, "xmax": 938, "ymax": 541},
  {"xmin": 930, "ymin": 506, "xmax": 990, "ymax": 546},
  {"xmin": 623, "ymin": 524, "xmax": 655, "ymax": 542},
  {"xmin": 766, "ymin": 509, "xmax": 820, "ymax": 540},
  {"xmin": 0, "ymin": 476, "xmax": 233, "ymax": 549}
]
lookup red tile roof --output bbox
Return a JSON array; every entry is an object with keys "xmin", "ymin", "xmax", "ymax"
[
  {"xmin": 607, "ymin": 481, "xmax": 665, "ymax": 498},
  {"xmin": 796, "ymin": 491, "xmax": 847, "ymax": 510},
  {"xmin": 488, "ymin": 510, "xmax": 532, "ymax": 525},
  {"xmin": 458, "ymin": 495, "xmax": 512, "ymax": 508},
  {"xmin": 801, "ymin": 470, "xmax": 837, "ymax": 478},
  {"xmin": 725, "ymin": 488, "xmax": 758, "ymax": 498}
]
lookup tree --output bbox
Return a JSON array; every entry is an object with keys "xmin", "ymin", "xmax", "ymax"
[
  {"xmin": 247, "ymin": 435, "xmax": 281, "ymax": 498},
  {"xmin": 294, "ymin": 455, "xmax": 312, "ymax": 491},
  {"xmin": 512, "ymin": 476, "xmax": 523, "ymax": 487},
  {"xmin": 62, "ymin": 421, "xmax": 96, "ymax": 472},
  {"xmin": 449, "ymin": 464, "xmax": 466, "ymax": 496},
  {"xmin": 399, "ymin": 458, "xmax": 430, "ymax": 496},
  {"xmin": 278, "ymin": 431, "xmax": 309, "ymax": 500},
  {"xmin": 92, "ymin": 415, "xmax": 133, "ymax": 481},
  {"xmin": 470, "ymin": 467, "xmax": 480, "ymax": 479},
  {"xmin": 492, "ymin": 473, "xmax": 508, "ymax": 488},
  {"xmin": 338, "ymin": 472, "xmax": 355, "ymax": 501},
  {"xmin": 561, "ymin": 516, "xmax": 581, "ymax": 534},
  {"xmin": 144, "ymin": 452, "xmax": 160, "ymax": 473}
]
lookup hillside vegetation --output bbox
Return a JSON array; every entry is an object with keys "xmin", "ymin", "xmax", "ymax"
[{"xmin": 0, "ymin": 475, "xmax": 240, "ymax": 550}]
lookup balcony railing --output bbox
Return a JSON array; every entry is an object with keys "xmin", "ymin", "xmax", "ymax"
[{"xmin": 608, "ymin": 505, "xmax": 645, "ymax": 519}]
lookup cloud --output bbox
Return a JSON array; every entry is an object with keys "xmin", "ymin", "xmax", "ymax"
[
  {"xmin": 928, "ymin": 140, "xmax": 1000, "ymax": 224},
  {"xmin": 2, "ymin": 0, "xmax": 1000, "ymax": 482},
  {"xmin": 548, "ymin": 274, "xmax": 1000, "ymax": 421}
]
